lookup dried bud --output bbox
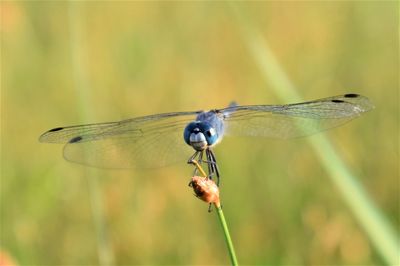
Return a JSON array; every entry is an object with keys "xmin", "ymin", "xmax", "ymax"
[{"xmin": 189, "ymin": 176, "xmax": 220, "ymax": 207}]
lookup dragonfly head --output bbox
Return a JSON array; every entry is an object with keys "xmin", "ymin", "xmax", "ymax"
[{"xmin": 184, "ymin": 121, "xmax": 218, "ymax": 151}]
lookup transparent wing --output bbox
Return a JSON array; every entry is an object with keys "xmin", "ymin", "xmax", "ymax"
[
  {"xmin": 221, "ymin": 94, "xmax": 374, "ymax": 138},
  {"xmin": 39, "ymin": 111, "xmax": 200, "ymax": 169}
]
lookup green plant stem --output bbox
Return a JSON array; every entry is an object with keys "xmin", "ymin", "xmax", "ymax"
[
  {"xmin": 215, "ymin": 204, "xmax": 238, "ymax": 266},
  {"xmin": 191, "ymin": 160, "xmax": 238, "ymax": 265}
]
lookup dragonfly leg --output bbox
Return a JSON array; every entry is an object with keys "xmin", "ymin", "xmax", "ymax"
[
  {"xmin": 208, "ymin": 203, "xmax": 213, "ymax": 212},
  {"xmin": 188, "ymin": 149, "xmax": 220, "ymax": 186},
  {"xmin": 199, "ymin": 150, "xmax": 205, "ymax": 165},
  {"xmin": 206, "ymin": 150, "xmax": 213, "ymax": 180},
  {"xmin": 208, "ymin": 149, "xmax": 220, "ymax": 180},
  {"xmin": 206, "ymin": 149, "xmax": 220, "ymax": 186},
  {"xmin": 188, "ymin": 151, "xmax": 200, "ymax": 177},
  {"xmin": 187, "ymin": 151, "xmax": 200, "ymax": 164},
  {"xmin": 188, "ymin": 150, "xmax": 209, "ymax": 178}
]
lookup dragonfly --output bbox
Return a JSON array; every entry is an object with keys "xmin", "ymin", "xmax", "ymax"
[{"xmin": 39, "ymin": 93, "xmax": 373, "ymax": 179}]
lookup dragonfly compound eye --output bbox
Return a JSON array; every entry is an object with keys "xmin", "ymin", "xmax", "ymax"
[
  {"xmin": 184, "ymin": 122, "xmax": 199, "ymax": 145},
  {"xmin": 183, "ymin": 121, "xmax": 219, "ymax": 150},
  {"xmin": 204, "ymin": 127, "xmax": 218, "ymax": 145}
]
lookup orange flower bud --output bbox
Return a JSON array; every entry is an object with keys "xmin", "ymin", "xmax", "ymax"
[{"xmin": 189, "ymin": 176, "xmax": 220, "ymax": 207}]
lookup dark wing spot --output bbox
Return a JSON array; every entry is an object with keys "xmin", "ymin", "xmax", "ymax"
[
  {"xmin": 49, "ymin": 127, "xmax": 64, "ymax": 132},
  {"xmin": 344, "ymin": 93, "xmax": 359, "ymax": 98},
  {"xmin": 332, "ymin": 99, "xmax": 345, "ymax": 103},
  {"xmin": 69, "ymin": 136, "xmax": 83, "ymax": 143}
]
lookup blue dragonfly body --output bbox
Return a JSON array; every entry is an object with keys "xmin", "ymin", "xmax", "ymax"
[{"xmin": 40, "ymin": 94, "xmax": 373, "ymax": 170}]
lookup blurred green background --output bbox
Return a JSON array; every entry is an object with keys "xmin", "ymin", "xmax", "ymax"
[{"xmin": 1, "ymin": 1, "xmax": 398, "ymax": 265}]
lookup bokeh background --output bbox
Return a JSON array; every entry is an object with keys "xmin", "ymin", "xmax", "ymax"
[{"xmin": 1, "ymin": 1, "xmax": 398, "ymax": 265}]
